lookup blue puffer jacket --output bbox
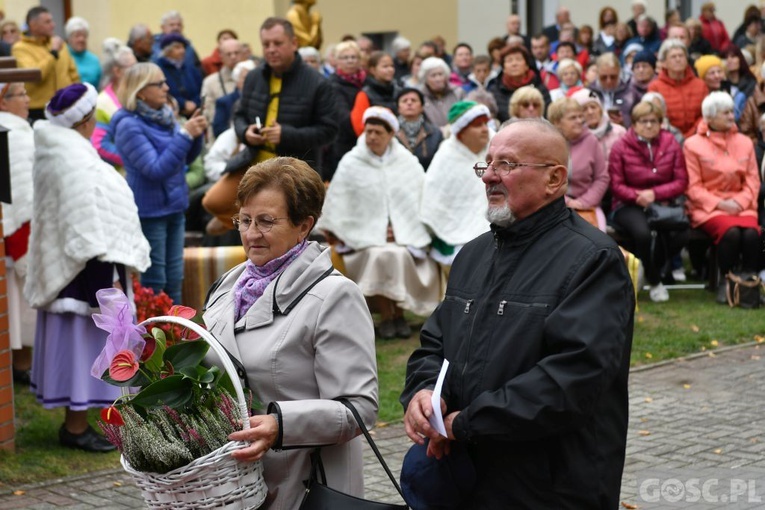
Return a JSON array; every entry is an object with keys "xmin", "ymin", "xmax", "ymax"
[
  {"xmin": 156, "ymin": 56, "xmax": 203, "ymax": 111},
  {"xmin": 111, "ymin": 108, "xmax": 203, "ymax": 218}
]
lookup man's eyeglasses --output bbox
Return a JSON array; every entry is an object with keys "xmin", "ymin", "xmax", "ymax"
[
  {"xmin": 145, "ymin": 79, "xmax": 167, "ymax": 88},
  {"xmin": 474, "ymin": 160, "xmax": 556, "ymax": 178},
  {"xmin": 232, "ymin": 214, "xmax": 287, "ymax": 233}
]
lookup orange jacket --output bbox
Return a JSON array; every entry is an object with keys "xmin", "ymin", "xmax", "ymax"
[
  {"xmin": 683, "ymin": 121, "xmax": 760, "ymax": 228},
  {"xmin": 647, "ymin": 67, "xmax": 708, "ymax": 139}
]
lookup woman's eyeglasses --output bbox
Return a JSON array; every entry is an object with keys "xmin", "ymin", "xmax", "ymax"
[
  {"xmin": 232, "ymin": 214, "xmax": 287, "ymax": 233},
  {"xmin": 519, "ymin": 101, "xmax": 541, "ymax": 109},
  {"xmin": 145, "ymin": 79, "xmax": 167, "ymax": 88}
]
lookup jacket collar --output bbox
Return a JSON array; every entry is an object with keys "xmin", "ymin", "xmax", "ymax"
[
  {"xmin": 490, "ymin": 197, "xmax": 569, "ymax": 246},
  {"xmin": 261, "ymin": 52, "xmax": 303, "ymax": 78}
]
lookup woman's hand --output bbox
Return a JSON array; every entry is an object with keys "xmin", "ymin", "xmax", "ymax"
[
  {"xmin": 228, "ymin": 414, "xmax": 278, "ymax": 462},
  {"xmin": 184, "ymin": 110, "xmax": 208, "ymax": 139},
  {"xmin": 636, "ymin": 189, "xmax": 656, "ymax": 208},
  {"xmin": 717, "ymin": 199, "xmax": 742, "ymax": 215},
  {"xmin": 567, "ymin": 198, "xmax": 584, "ymax": 210}
]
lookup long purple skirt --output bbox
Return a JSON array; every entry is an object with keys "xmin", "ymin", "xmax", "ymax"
[{"xmin": 30, "ymin": 310, "xmax": 122, "ymax": 411}]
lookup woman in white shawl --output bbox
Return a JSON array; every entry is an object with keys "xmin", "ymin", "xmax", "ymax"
[
  {"xmin": 0, "ymin": 82, "xmax": 36, "ymax": 384},
  {"xmin": 319, "ymin": 106, "xmax": 440, "ymax": 339},
  {"xmin": 24, "ymin": 83, "xmax": 150, "ymax": 452},
  {"xmin": 421, "ymin": 101, "xmax": 492, "ymax": 273}
]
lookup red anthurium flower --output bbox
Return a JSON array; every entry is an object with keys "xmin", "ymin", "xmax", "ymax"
[
  {"xmin": 161, "ymin": 360, "xmax": 175, "ymax": 379},
  {"xmin": 168, "ymin": 305, "xmax": 197, "ymax": 320},
  {"xmin": 109, "ymin": 350, "xmax": 139, "ymax": 381},
  {"xmin": 140, "ymin": 335, "xmax": 156, "ymax": 362},
  {"xmin": 101, "ymin": 406, "xmax": 125, "ymax": 426}
]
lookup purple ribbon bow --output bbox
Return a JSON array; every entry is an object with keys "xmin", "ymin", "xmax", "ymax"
[{"xmin": 90, "ymin": 288, "xmax": 147, "ymax": 379}]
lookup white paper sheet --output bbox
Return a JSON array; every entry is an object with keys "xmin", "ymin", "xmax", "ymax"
[{"xmin": 429, "ymin": 359, "xmax": 450, "ymax": 437}]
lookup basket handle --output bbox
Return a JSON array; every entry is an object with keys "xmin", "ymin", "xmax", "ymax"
[{"xmin": 137, "ymin": 316, "xmax": 250, "ymax": 430}]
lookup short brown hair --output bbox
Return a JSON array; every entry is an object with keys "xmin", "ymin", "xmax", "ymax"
[
  {"xmin": 546, "ymin": 97, "xmax": 582, "ymax": 125},
  {"xmin": 237, "ymin": 157, "xmax": 325, "ymax": 229},
  {"xmin": 630, "ymin": 101, "xmax": 664, "ymax": 124},
  {"xmin": 260, "ymin": 17, "xmax": 295, "ymax": 38}
]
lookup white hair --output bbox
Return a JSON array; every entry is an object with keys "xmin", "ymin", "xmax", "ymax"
[
  {"xmin": 298, "ymin": 46, "xmax": 320, "ymax": 60},
  {"xmin": 232, "ymin": 59, "xmax": 256, "ymax": 83},
  {"xmin": 657, "ymin": 38, "xmax": 688, "ymax": 62},
  {"xmin": 100, "ymin": 39, "xmax": 135, "ymax": 87},
  {"xmin": 391, "ymin": 36, "xmax": 411, "ymax": 54},
  {"xmin": 64, "ymin": 16, "xmax": 89, "ymax": 38},
  {"xmin": 128, "ymin": 24, "xmax": 151, "ymax": 46},
  {"xmin": 418, "ymin": 57, "xmax": 450, "ymax": 83},
  {"xmin": 641, "ymin": 91, "xmax": 667, "ymax": 113},
  {"xmin": 160, "ymin": 10, "xmax": 182, "ymax": 26},
  {"xmin": 556, "ymin": 58, "xmax": 582, "ymax": 79},
  {"xmin": 701, "ymin": 91, "xmax": 734, "ymax": 120}
]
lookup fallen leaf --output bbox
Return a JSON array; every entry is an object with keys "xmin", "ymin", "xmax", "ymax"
[
  {"xmin": 752, "ymin": 355, "xmax": 761, "ymax": 360},
  {"xmin": 700, "ymin": 346, "xmax": 707, "ymax": 351},
  {"xmin": 751, "ymin": 438, "xmax": 760, "ymax": 444},
  {"xmin": 691, "ymin": 325, "xmax": 700, "ymax": 332},
  {"xmin": 640, "ymin": 417, "xmax": 648, "ymax": 422},
  {"xmin": 644, "ymin": 397, "xmax": 653, "ymax": 403},
  {"xmin": 683, "ymin": 384, "xmax": 691, "ymax": 389},
  {"xmin": 644, "ymin": 352, "xmax": 653, "ymax": 359},
  {"xmin": 113, "ymin": 482, "xmax": 123, "ymax": 487},
  {"xmin": 710, "ymin": 340, "xmax": 719, "ymax": 347},
  {"xmin": 708, "ymin": 352, "xmax": 716, "ymax": 358},
  {"xmin": 714, "ymin": 448, "xmax": 723, "ymax": 454},
  {"xmin": 637, "ymin": 316, "xmax": 644, "ymax": 323},
  {"xmin": 13, "ymin": 491, "xmax": 25, "ymax": 496},
  {"xmin": 638, "ymin": 430, "xmax": 651, "ymax": 436},
  {"xmin": 755, "ymin": 335, "xmax": 765, "ymax": 343},
  {"xmin": 376, "ymin": 421, "xmax": 389, "ymax": 428},
  {"xmin": 621, "ymin": 502, "xmax": 639, "ymax": 509}
]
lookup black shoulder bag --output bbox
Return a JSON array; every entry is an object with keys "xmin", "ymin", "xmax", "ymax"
[{"xmin": 299, "ymin": 398, "xmax": 409, "ymax": 510}]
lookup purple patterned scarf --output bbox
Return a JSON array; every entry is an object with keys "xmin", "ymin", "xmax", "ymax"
[{"xmin": 233, "ymin": 240, "xmax": 308, "ymax": 321}]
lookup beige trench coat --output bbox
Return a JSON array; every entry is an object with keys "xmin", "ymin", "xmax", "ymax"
[{"xmin": 203, "ymin": 242, "xmax": 378, "ymax": 510}]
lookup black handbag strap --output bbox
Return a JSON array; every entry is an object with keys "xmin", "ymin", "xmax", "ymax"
[{"xmin": 325, "ymin": 398, "xmax": 407, "ymax": 502}]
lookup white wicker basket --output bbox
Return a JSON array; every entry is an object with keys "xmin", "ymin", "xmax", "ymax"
[{"xmin": 119, "ymin": 315, "xmax": 267, "ymax": 510}]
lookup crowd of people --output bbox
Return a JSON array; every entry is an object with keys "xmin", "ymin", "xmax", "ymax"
[{"xmin": 0, "ymin": 1, "xmax": 763, "ymax": 507}]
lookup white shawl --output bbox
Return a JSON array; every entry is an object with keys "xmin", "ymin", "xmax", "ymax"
[
  {"xmin": 420, "ymin": 136, "xmax": 490, "ymax": 246},
  {"xmin": 24, "ymin": 121, "xmax": 151, "ymax": 308},
  {"xmin": 0, "ymin": 111, "xmax": 35, "ymax": 237},
  {"xmin": 319, "ymin": 136, "xmax": 431, "ymax": 250}
]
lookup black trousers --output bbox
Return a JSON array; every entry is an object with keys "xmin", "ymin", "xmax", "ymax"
[
  {"xmin": 717, "ymin": 226, "xmax": 760, "ymax": 275},
  {"xmin": 613, "ymin": 205, "xmax": 689, "ymax": 285}
]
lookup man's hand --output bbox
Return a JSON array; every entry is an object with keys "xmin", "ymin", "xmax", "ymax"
[
  {"xmin": 404, "ymin": 389, "xmax": 446, "ymax": 445},
  {"xmin": 245, "ymin": 123, "xmax": 266, "ymax": 146},
  {"xmin": 635, "ymin": 189, "xmax": 656, "ymax": 208},
  {"xmin": 425, "ymin": 411, "xmax": 460, "ymax": 459},
  {"xmin": 50, "ymin": 36, "xmax": 64, "ymax": 52},
  {"xmin": 717, "ymin": 198, "xmax": 742, "ymax": 215},
  {"xmin": 261, "ymin": 121, "xmax": 282, "ymax": 145}
]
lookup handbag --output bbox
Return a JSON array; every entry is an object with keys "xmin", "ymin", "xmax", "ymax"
[
  {"xmin": 645, "ymin": 197, "xmax": 689, "ymax": 231},
  {"xmin": 299, "ymin": 398, "xmax": 408, "ymax": 510},
  {"xmin": 725, "ymin": 272, "xmax": 762, "ymax": 309}
]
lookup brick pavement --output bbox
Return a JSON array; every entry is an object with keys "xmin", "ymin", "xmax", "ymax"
[{"xmin": 2, "ymin": 343, "xmax": 765, "ymax": 508}]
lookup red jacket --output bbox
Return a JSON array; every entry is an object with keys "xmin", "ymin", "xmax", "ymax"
[
  {"xmin": 700, "ymin": 16, "xmax": 731, "ymax": 53},
  {"xmin": 608, "ymin": 128, "xmax": 688, "ymax": 211},
  {"xmin": 200, "ymin": 48, "xmax": 222, "ymax": 77},
  {"xmin": 683, "ymin": 121, "xmax": 760, "ymax": 227},
  {"xmin": 647, "ymin": 67, "xmax": 708, "ymax": 138}
]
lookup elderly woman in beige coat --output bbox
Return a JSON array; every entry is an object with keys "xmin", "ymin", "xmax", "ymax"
[{"xmin": 203, "ymin": 157, "xmax": 378, "ymax": 510}]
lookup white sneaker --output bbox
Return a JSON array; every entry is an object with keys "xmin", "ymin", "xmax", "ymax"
[
  {"xmin": 672, "ymin": 268, "xmax": 687, "ymax": 282},
  {"xmin": 649, "ymin": 283, "xmax": 669, "ymax": 302}
]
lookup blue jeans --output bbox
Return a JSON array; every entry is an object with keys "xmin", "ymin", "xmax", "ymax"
[{"xmin": 140, "ymin": 212, "xmax": 185, "ymax": 304}]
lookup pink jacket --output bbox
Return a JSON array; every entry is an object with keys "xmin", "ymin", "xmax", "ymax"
[
  {"xmin": 608, "ymin": 128, "xmax": 688, "ymax": 210},
  {"xmin": 567, "ymin": 130, "xmax": 609, "ymax": 209},
  {"xmin": 683, "ymin": 121, "xmax": 760, "ymax": 227}
]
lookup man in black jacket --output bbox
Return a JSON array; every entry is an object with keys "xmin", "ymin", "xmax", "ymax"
[
  {"xmin": 202, "ymin": 17, "xmax": 337, "ymax": 233},
  {"xmin": 401, "ymin": 118, "xmax": 633, "ymax": 509}
]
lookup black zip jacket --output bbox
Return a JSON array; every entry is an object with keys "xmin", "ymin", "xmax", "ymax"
[{"xmin": 402, "ymin": 198, "xmax": 634, "ymax": 509}]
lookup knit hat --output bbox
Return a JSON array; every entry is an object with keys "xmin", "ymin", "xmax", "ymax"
[
  {"xmin": 694, "ymin": 54, "xmax": 723, "ymax": 80},
  {"xmin": 45, "ymin": 83, "xmax": 98, "ymax": 128},
  {"xmin": 570, "ymin": 88, "xmax": 602, "ymax": 109},
  {"xmin": 160, "ymin": 33, "xmax": 188, "ymax": 50},
  {"xmin": 448, "ymin": 101, "xmax": 490, "ymax": 135},
  {"xmin": 362, "ymin": 106, "xmax": 399, "ymax": 132},
  {"xmin": 632, "ymin": 49, "xmax": 657, "ymax": 69},
  {"xmin": 622, "ymin": 42, "xmax": 644, "ymax": 60}
]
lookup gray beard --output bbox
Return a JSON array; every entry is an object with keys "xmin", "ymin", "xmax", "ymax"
[{"xmin": 486, "ymin": 203, "xmax": 515, "ymax": 227}]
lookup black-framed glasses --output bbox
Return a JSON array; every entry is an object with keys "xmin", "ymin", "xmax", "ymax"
[
  {"xmin": 474, "ymin": 160, "xmax": 556, "ymax": 178},
  {"xmin": 145, "ymin": 79, "xmax": 167, "ymax": 88},
  {"xmin": 232, "ymin": 214, "xmax": 287, "ymax": 233}
]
